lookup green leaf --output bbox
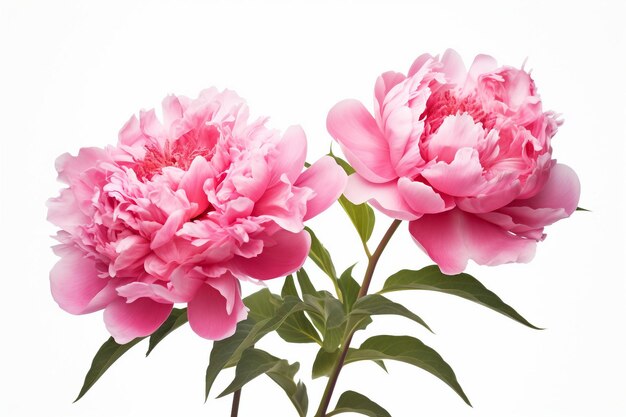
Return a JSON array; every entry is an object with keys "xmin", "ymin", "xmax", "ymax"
[
  {"xmin": 219, "ymin": 348, "xmax": 308, "ymax": 417},
  {"xmin": 312, "ymin": 348, "xmax": 387, "ymax": 379},
  {"xmin": 379, "ymin": 266, "xmax": 540, "ymax": 329},
  {"xmin": 205, "ymin": 296, "xmax": 308, "ymax": 399},
  {"xmin": 338, "ymin": 265, "xmax": 360, "ymax": 312},
  {"xmin": 245, "ymin": 288, "xmax": 281, "ymax": 322},
  {"xmin": 328, "ymin": 152, "xmax": 355, "ymax": 175},
  {"xmin": 296, "ymin": 268, "xmax": 318, "ymax": 297},
  {"xmin": 576, "ymin": 206, "xmax": 590, "ymax": 212},
  {"xmin": 303, "ymin": 291, "xmax": 346, "ymax": 352},
  {"xmin": 348, "ymin": 294, "xmax": 432, "ymax": 334},
  {"xmin": 146, "ymin": 308, "xmax": 188, "ymax": 356},
  {"xmin": 278, "ymin": 276, "xmax": 322, "ymax": 344},
  {"xmin": 75, "ymin": 337, "xmax": 143, "ymax": 401},
  {"xmin": 305, "ymin": 227, "xmax": 338, "ymax": 280},
  {"xmin": 327, "ymin": 390, "xmax": 391, "ymax": 417},
  {"xmin": 346, "ymin": 335, "xmax": 471, "ymax": 406},
  {"xmin": 339, "ymin": 196, "xmax": 376, "ymax": 244}
]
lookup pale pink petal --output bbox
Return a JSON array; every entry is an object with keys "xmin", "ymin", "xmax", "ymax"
[
  {"xmin": 375, "ymin": 71, "xmax": 407, "ymax": 121},
  {"xmin": 234, "ymin": 229, "xmax": 310, "ymax": 280},
  {"xmin": 409, "ymin": 209, "xmax": 536, "ymax": 275},
  {"xmin": 270, "ymin": 125, "xmax": 308, "ymax": 185},
  {"xmin": 55, "ymin": 147, "xmax": 109, "ymax": 185},
  {"xmin": 421, "ymin": 148, "xmax": 487, "ymax": 197},
  {"xmin": 511, "ymin": 164, "xmax": 580, "ymax": 214},
  {"xmin": 440, "ymin": 49, "xmax": 467, "ymax": 86},
  {"xmin": 385, "ymin": 106, "xmax": 414, "ymax": 169},
  {"xmin": 463, "ymin": 54, "xmax": 498, "ymax": 93},
  {"xmin": 344, "ymin": 174, "xmax": 419, "ymax": 221},
  {"xmin": 50, "ymin": 246, "xmax": 109, "ymax": 315},
  {"xmin": 188, "ymin": 283, "xmax": 247, "ymax": 340},
  {"xmin": 397, "ymin": 177, "xmax": 452, "ymax": 214},
  {"xmin": 426, "ymin": 114, "xmax": 485, "ymax": 163},
  {"xmin": 327, "ymin": 99, "xmax": 396, "ymax": 183},
  {"xmin": 178, "ymin": 156, "xmax": 213, "ymax": 217},
  {"xmin": 408, "ymin": 53, "xmax": 434, "ymax": 77},
  {"xmin": 151, "ymin": 209, "xmax": 188, "ymax": 249},
  {"xmin": 46, "ymin": 188, "xmax": 89, "ymax": 232},
  {"xmin": 455, "ymin": 179, "xmax": 522, "ymax": 213},
  {"xmin": 162, "ymin": 94, "xmax": 184, "ymax": 129},
  {"xmin": 295, "ymin": 156, "xmax": 347, "ymax": 221},
  {"xmin": 104, "ymin": 298, "xmax": 173, "ymax": 344}
]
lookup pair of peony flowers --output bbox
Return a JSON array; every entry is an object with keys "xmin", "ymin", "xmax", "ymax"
[{"xmin": 48, "ymin": 50, "xmax": 580, "ymax": 345}]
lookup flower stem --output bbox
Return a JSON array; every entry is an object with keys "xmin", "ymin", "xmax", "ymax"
[
  {"xmin": 230, "ymin": 388, "xmax": 241, "ymax": 417},
  {"xmin": 314, "ymin": 219, "xmax": 402, "ymax": 417}
]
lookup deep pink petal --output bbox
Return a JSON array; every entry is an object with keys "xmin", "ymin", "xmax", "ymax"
[
  {"xmin": 421, "ymin": 148, "xmax": 487, "ymax": 197},
  {"xmin": 295, "ymin": 156, "xmax": 347, "ymax": 221},
  {"xmin": 344, "ymin": 174, "xmax": 419, "ymax": 221},
  {"xmin": 50, "ymin": 245, "xmax": 111, "ymax": 314},
  {"xmin": 104, "ymin": 298, "xmax": 173, "ymax": 344},
  {"xmin": 178, "ymin": 156, "xmax": 213, "ymax": 217},
  {"xmin": 234, "ymin": 229, "xmax": 310, "ymax": 280},
  {"xmin": 327, "ymin": 99, "xmax": 396, "ymax": 183},
  {"xmin": 397, "ymin": 177, "xmax": 452, "ymax": 214},
  {"xmin": 188, "ymin": 283, "xmax": 246, "ymax": 340},
  {"xmin": 409, "ymin": 209, "xmax": 536, "ymax": 275}
]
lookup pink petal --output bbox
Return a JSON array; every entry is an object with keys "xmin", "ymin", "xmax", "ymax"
[
  {"xmin": 270, "ymin": 125, "xmax": 308, "ymax": 185},
  {"xmin": 104, "ymin": 298, "xmax": 173, "ymax": 344},
  {"xmin": 408, "ymin": 53, "xmax": 434, "ymax": 77},
  {"xmin": 47, "ymin": 188, "xmax": 89, "ymax": 233},
  {"xmin": 327, "ymin": 99, "xmax": 396, "ymax": 183},
  {"xmin": 151, "ymin": 209, "xmax": 188, "ymax": 249},
  {"xmin": 295, "ymin": 156, "xmax": 347, "ymax": 221},
  {"xmin": 50, "ymin": 245, "xmax": 112, "ymax": 314},
  {"xmin": 455, "ymin": 179, "xmax": 522, "ymax": 213},
  {"xmin": 375, "ymin": 71, "xmax": 407, "ymax": 120},
  {"xmin": 511, "ymin": 164, "xmax": 580, "ymax": 214},
  {"xmin": 409, "ymin": 209, "xmax": 536, "ymax": 275},
  {"xmin": 178, "ymin": 156, "xmax": 213, "ymax": 217},
  {"xmin": 421, "ymin": 148, "xmax": 487, "ymax": 197},
  {"xmin": 440, "ymin": 49, "xmax": 467, "ymax": 86},
  {"xmin": 426, "ymin": 114, "xmax": 485, "ymax": 163},
  {"xmin": 187, "ymin": 283, "xmax": 247, "ymax": 340},
  {"xmin": 344, "ymin": 174, "xmax": 419, "ymax": 221},
  {"xmin": 385, "ymin": 106, "xmax": 414, "ymax": 169},
  {"xmin": 397, "ymin": 177, "xmax": 452, "ymax": 214},
  {"xmin": 463, "ymin": 54, "xmax": 498, "ymax": 93},
  {"xmin": 55, "ymin": 147, "xmax": 109, "ymax": 185},
  {"xmin": 233, "ymin": 229, "xmax": 310, "ymax": 280},
  {"xmin": 162, "ymin": 94, "xmax": 184, "ymax": 129}
]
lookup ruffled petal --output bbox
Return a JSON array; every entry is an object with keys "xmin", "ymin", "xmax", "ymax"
[
  {"xmin": 421, "ymin": 148, "xmax": 487, "ymax": 197},
  {"xmin": 409, "ymin": 209, "xmax": 536, "ymax": 275},
  {"xmin": 397, "ymin": 177, "xmax": 452, "ymax": 214}
]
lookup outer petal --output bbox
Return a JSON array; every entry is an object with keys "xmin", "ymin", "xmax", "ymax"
[
  {"xmin": 270, "ymin": 125, "xmax": 308, "ymax": 185},
  {"xmin": 233, "ymin": 229, "xmax": 311, "ymax": 280},
  {"xmin": 50, "ymin": 246, "xmax": 111, "ymax": 314},
  {"xmin": 440, "ymin": 49, "xmax": 467, "ymax": 86},
  {"xmin": 47, "ymin": 188, "xmax": 89, "ymax": 233},
  {"xmin": 511, "ymin": 164, "xmax": 580, "ymax": 214},
  {"xmin": 295, "ymin": 156, "xmax": 347, "ymax": 221},
  {"xmin": 409, "ymin": 209, "xmax": 536, "ymax": 275},
  {"xmin": 397, "ymin": 177, "xmax": 452, "ymax": 214},
  {"xmin": 188, "ymin": 283, "xmax": 247, "ymax": 340},
  {"xmin": 104, "ymin": 298, "xmax": 173, "ymax": 344},
  {"xmin": 327, "ymin": 99, "xmax": 396, "ymax": 183},
  {"xmin": 344, "ymin": 174, "xmax": 419, "ymax": 221}
]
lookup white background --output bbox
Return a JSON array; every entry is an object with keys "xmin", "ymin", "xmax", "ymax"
[{"xmin": 1, "ymin": 1, "xmax": 625, "ymax": 416}]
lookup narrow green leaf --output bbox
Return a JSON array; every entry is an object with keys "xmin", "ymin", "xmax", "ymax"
[
  {"xmin": 349, "ymin": 294, "xmax": 432, "ymax": 334},
  {"xmin": 75, "ymin": 337, "xmax": 143, "ymax": 401},
  {"xmin": 296, "ymin": 268, "xmax": 318, "ymax": 296},
  {"xmin": 312, "ymin": 348, "xmax": 387, "ymax": 379},
  {"xmin": 328, "ymin": 152, "xmax": 355, "ymax": 175},
  {"xmin": 146, "ymin": 308, "xmax": 188, "ymax": 356},
  {"xmin": 338, "ymin": 265, "xmax": 360, "ymax": 312},
  {"xmin": 338, "ymin": 196, "xmax": 376, "ymax": 244},
  {"xmin": 278, "ymin": 276, "xmax": 322, "ymax": 344},
  {"xmin": 303, "ymin": 291, "xmax": 346, "ymax": 352},
  {"xmin": 379, "ymin": 266, "xmax": 540, "ymax": 329},
  {"xmin": 219, "ymin": 348, "xmax": 308, "ymax": 417},
  {"xmin": 346, "ymin": 335, "xmax": 471, "ymax": 406},
  {"xmin": 576, "ymin": 206, "xmax": 590, "ymax": 212},
  {"xmin": 327, "ymin": 390, "xmax": 391, "ymax": 417},
  {"xmin": 304, "ymin": 227, "xmax": 338, "ymax": 280}
]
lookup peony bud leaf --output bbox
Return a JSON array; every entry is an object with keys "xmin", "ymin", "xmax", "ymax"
[
  {"xmin": 348, "ymin": 294, "xmax": 433, "ymax": 335},
  {"xmin": 218, "ymin": 348, "xmax": 308, "ymax": 417},
  {"xmin": 75, "ymin": 337, "xmax": 143, "ymax": 402},
  {"xmin": 346, "ymin": 335, "xmax": 471, "ymax": 406},
  {"xmin": 326, "ymin": 390, "xmax": 391, "ymax": 417},
  {"xmin": 379, "ymin": 266, "xmax": 540, "ymax": 329},
  {"xmin": 146, "ymin": 308, "xmax": 188, "ymax": 356}
]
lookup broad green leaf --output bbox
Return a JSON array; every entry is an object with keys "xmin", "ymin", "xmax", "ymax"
[
  {"xmin": 346, "ymin": 335, "xmax": 471, "ymax": 406},
  {"xmin": 305, "ymin": 227, "xmax": 338, "ymax": 280},
  {"xmin": 245, "ymin": 288, "xmax": 281, "ymax": 322},
  {"xmin": 278, "ymin": 276, "xmax": 322, "ymax": 344},
  {"xmin": 205, "ymin": 296, "xmax": 308, "ymax": 398},
  {"xmin": 348, "ymin": 294, "xmax": 432, "ymax": 334},
  {"xmin": 296, "ymin": 268, "xmax": 318, "ymax": 296},
  {"xmin": 303, "ymin": 291, "xmax": 346, "ymax": 352},
  {"xmin": 219, "ymin": 348, "xmax": 308, "ymax": 417},
  {"xmin": 379, "ymin": 266, "xmax": 539, "ymax": 329},
  {"xmin": 327, "ymin": 390, "xmax": 391, "ymax": 417},
  {"xmin": 75, "ymin": 337, "xmax": 143, "ymax": 401},
  {"xmin": 339, "ymin": 196, "xmax": 376, "ymax": 244},
  {"xmin": 312, "ymin": 348, "xmax": 387, "ymax": 379},
  {"xmin": 146, "ymin": 308, "xmax": 188, "ymax": 356},
  {"xmin": 338, "ymin": 265, "xmax": 360, "ymax": 312}
]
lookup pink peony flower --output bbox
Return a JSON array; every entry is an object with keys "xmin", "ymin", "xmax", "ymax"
[
  {"xmin": 327, "ymin": 50, "xmax": 580, "ymax": 275},
  {"xmin": 48, "ymin": 88, "xmax": 347, "ymax": 343}
]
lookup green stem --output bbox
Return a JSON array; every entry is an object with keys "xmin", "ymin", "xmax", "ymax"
[
  {"xmin": 314, "ymin": 219, "xmax": 402, "ymax": 417},
  {"xmin": 230, "ymin": 388, "xmax": 241, "ymax": 417}
]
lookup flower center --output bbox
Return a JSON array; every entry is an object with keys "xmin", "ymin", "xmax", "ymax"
[{"xmin": 422, "ymin": 89, "xmax": 492, "ymax": 134}]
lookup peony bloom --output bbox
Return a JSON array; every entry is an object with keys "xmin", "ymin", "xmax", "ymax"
[
  {"xmin": 48, "ymin": 88, "xmax": 347, "ymax": 343},
  {"xmin": 328, "ymin": 50, "xmax": 580, "ymax": 275}
]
